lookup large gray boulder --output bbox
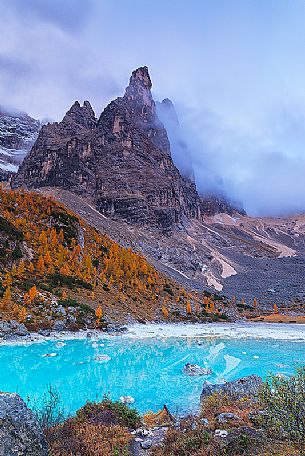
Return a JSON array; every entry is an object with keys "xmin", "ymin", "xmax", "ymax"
[
  {"xmin": 0, "ymin": 392, "xmax": 48, "ymax": 456},
  {"xmin": 0, "ymin": 320, "xmax": 29, "ymax": 339},
  {"xmin": 201, "ymin": 375, "xmax": 263, "ymax": 402}
]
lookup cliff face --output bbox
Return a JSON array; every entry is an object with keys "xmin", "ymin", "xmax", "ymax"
[{"xmin": 13, "ymin": 67, "xmax": 204, "ymax": 230}]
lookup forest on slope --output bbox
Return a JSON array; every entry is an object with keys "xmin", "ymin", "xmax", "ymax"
[{"xmin": 0, "ymin": 187, "xmax": 231, "ymax": 331}]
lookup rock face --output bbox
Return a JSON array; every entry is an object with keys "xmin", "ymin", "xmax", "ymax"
[
  {"xmin": 0, "ymin": 107, "xmax": 40, "ymax": 179},
  {"xmin": 200, "ymin": 375, "xmax": 263, "ymax": 402},
  {"xmin": 0, "ymin": 392, "xmax": 48, "ymax": 456},
  {"xmin": 13, "ymin": 66, "xmax": 239, "ymax": 231}
]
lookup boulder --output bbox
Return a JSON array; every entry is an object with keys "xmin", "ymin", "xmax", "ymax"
[
  {"xmin": 201, "ymin": 375, "xmax": 263, "ymax": 402},
  {"xmin": 217, "ymin": 412, "xmax": 240, "ymax": 423},
  {"xmin": 183, "ymin": 363, "xmax": 212, "ymax": 376},
  {"xmin": 52, "ymin": 320, "xmax": 66, "ymax": 331},
  {"xmin": 140, "ymin": 439, "xmax": 153, "ymax": 449},
  {"xmin": 0, "ymin": 320, "xmax": 29, "ymax": 339},
  {"xmin": 0, "ymin": 392, "xmax": 48, "ymax": 456}
]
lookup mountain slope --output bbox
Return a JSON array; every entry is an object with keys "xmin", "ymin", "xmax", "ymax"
[
  {"xmin": 44, "ymin": 187, "xmax": 305, "ymax": 311},
  {"xmin": 0, "ymin": 187, "xmax": 233, "ymax": 330}
]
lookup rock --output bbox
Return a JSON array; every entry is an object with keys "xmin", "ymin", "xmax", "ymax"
[
  {"xmin": 140, "ymin": 439, "xmax": 153, "ymax": 450},
  {"xmin": 67, "ymin": 315, "xmax": 76, "ymax": 324},
  {"xmin": 52, "ymin": 320, "xmax": 66, "ymax": 331},
  {"xmin": 214, "ymin": 429, "xmax": 228, "ymax": 438},
  {"xmin": 217, "ymin": 412, "xmax": 240, "ymax": 423},
  {"xmin": 120, "ymin": 395, "xmax": 135, "ymax": 404},
  {"xmin": 15, "ymin": 323, "xmax": 29, "ymax": 336},
  {"xmin": 0, "ymin": 320, "xmax": 29, "ymax": 339},
  {"xmin": 57, "ymin": 306, "xmax": 66, "ymax": 316},
  {"xmin": 94, "ymin": 354, "xmax": 111, "ymax": 362},
  {"xmin": 38, "ymin": 329, "xmax": 51, "ymax": 337},
  {"xmin": 135, "ymin": 428, "xmax": 151, "ymax": 437},
  {"xmin": 106, "ymin": 324, "xmax": 128, "ymax": 333},
  {"xmin": 201, "ymin": 418, "xmax": 209, "ymax": 426},
  {"xmin": 0, "ymin": 392, "xmax": 48, "ymax": 455},
  {"xmin": 201, "ymin": 375, "xmax": 263, "ymax": 402},
  {"xmin": 183, "ymin": 363, "xmax": 212, "ymax": 376}
]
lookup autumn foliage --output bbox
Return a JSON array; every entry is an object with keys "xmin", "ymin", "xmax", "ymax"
[{"xmin": 1, "ymin": 188, "xmax": 213, "ymax": 326}]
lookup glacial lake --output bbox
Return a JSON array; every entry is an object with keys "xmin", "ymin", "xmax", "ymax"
[{"xmin": 1, "ymin": 323, "xmax": 305, "ymax": 416}]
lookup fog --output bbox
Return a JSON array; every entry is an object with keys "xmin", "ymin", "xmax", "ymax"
[{"xmin": 1, "ymin": 0, "xmax": 305, "ymax": 216}]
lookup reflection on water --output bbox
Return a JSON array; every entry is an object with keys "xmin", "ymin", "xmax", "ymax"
[{"xmin": 0, "ymin": 336, "xmax": 304, "ymax": 415}]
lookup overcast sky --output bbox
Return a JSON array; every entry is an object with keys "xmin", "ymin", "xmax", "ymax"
[{"xmin": 1, "ymin": 0, "xmax": 305, "ymax": 216}]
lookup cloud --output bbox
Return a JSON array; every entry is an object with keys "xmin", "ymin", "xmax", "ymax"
[
  {"xmin": 0, "ymin": 0, "xmax": 305, "ymax": 216},
  {"xmin": 3, "ymin": 0, "xmax": 94, "ymax": 33}
]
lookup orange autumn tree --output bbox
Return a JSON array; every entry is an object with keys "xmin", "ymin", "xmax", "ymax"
[
  {"xmin": 186, "ymin": 300, "xmax": 192, "ymax": 315},
  {"xmin": 95, "ymin": 305, "xmax": 103, "ymax": 324},
  {"xmin": 273, "ymin": 303, "xmax": 279, "ymax": 314},
  {"xmin": 28, "ymin": 285, "xmax": 38, "ymax": 303},
  {"xmin": 162, "ymin": 305, "xmax": 169, "ymax": 319}
]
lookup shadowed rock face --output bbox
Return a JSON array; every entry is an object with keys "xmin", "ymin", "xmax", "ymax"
[{"xmin": 13, "ymin": 66, "xmax": 238, "ymax": 231}]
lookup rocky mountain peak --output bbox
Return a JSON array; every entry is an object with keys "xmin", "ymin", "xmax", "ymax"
[
  {"xmin": 158, "ymin": 98, "xmax": 179, "ymax": 125},
  {"xmin": 63, "ymin": 100, "xmax": 96, "ymax": 130},
  {"xmin": 127, "ymin": 66, "xmax": 152, "ymax": 90},
  {"xmin": 124, "ymin": 66, "xmax": 155, "ymax": 122},
  {"xmin": 12, "ymin": 66, "xmax": 242, "ymax": 229}
]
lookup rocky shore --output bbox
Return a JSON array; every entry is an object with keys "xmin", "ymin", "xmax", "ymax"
[{"xmin": 1, "ymin": 321, "xmax": 305, "ymax": 346}]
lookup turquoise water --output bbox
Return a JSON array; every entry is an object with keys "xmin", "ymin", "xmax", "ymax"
[{"xmin": 1, "ymin": 335, "xmax": 305, "ymax": 416}]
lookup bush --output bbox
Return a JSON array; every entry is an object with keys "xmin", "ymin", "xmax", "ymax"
[
  {"xmin": 58, "ymin": 297, "xmax": 95, "ymax": 315},
  {"xmin": 259, "ymin": 366, "xmax": 305, "ymax": 451},
  {"xmin": 46, "ymin": 421, "xmax": 131, "ymax": 456},
  {"xmin": 29, "ymin": 385, "xmax": 64, "ymax": 430},
  {"xmin": 47, "ymin": 273, "xmax": 93, "ymax": 290},
  {"xmin": 76, "ymin": 398, "xmax": 141, "ymax": 429},
  {"xmin": 152, "ymin": 417, "xmax": 209, "ymax": 456}
]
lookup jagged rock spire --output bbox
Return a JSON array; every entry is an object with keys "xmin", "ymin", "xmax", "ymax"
[
  {"xmin": 124, "ymin": 66, "xmax": 155, "ymax": 121},
  {"xmin": 63, "ymin": 100, "xmax": 96, "ymax": 129}
]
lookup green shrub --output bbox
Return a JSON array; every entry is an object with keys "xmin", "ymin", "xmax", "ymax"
[
  {"xmin": 76, "ymin": 398, "xmax": 141, "ymax": 429},
  {"xmin": 259, "ymin": 366, "xmax": 305, "ymax": 451},
  {"xmin": 58, "ymin": 298, "xmax": 95, "ymax": 315},
  {"xmin": 0, "ymin": 216, "xmax": 24, "ymax": 240},
  {"xmin": 47, "ymin": 274, "xmax": 93, "ymax": 290}
]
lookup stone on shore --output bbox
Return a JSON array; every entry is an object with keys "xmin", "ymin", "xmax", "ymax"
[
  {"xmin": 201, "ymin": 374, "xmax": 263, "ymax": 401},
  {"xmin": 0, "ymin": 392, "xmax": 48, "ymax": 456}
]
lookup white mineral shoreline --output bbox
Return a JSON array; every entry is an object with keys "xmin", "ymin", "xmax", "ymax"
[{"xmin": 1, "ymin": 322, "xmax": 305, "ymax": 346}]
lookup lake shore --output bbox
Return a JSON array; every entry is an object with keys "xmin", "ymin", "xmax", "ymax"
[{"xmin": 1, "ymin": 321, "xmax": 305, "ymax": 346}]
